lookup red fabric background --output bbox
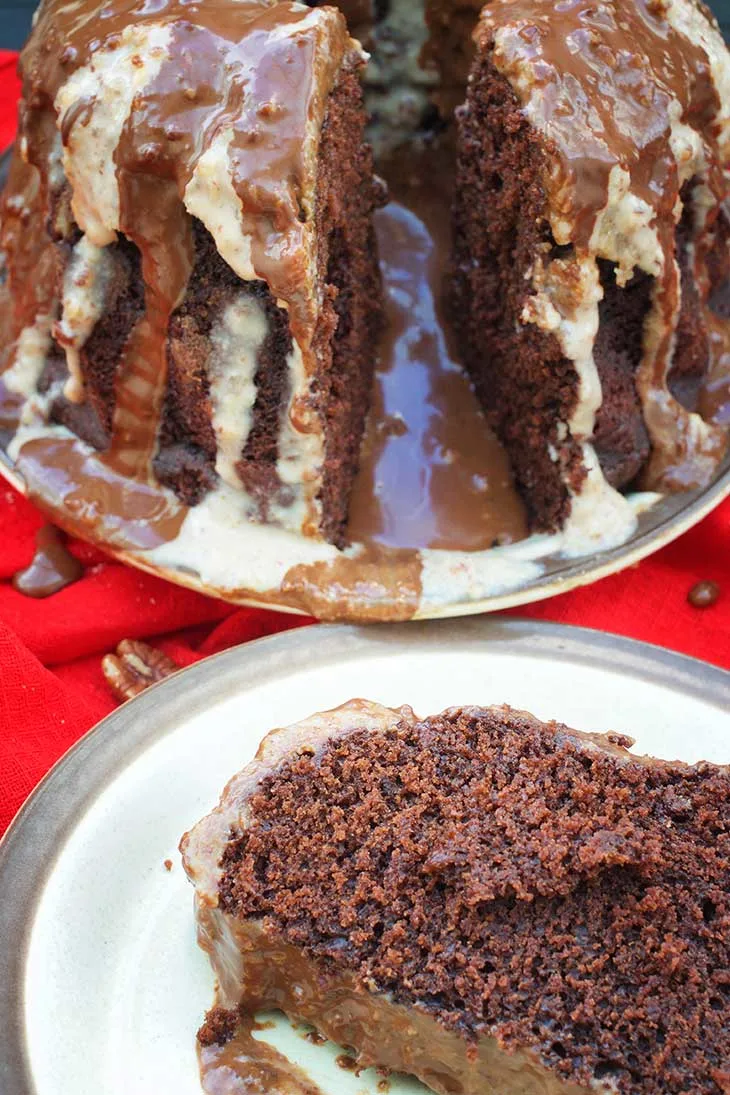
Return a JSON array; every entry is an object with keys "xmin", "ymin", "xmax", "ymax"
[{"xmin": 0, "ymin": 53, "xmax": 727, "ymax": 836}]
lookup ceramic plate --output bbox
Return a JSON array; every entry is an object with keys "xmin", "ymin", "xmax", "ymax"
[{"xmin": 0, "ymin": 618, "xmax": 728, "ymax": 1094}]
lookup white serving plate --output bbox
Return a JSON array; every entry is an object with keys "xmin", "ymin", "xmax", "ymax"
[
  {"xmin": 2, "ymin": 442, "xmax": 730, "ymax": 623},
  {"xmin": 0, "ymin": 618, "xmax": 728, "ymax": 1094}
]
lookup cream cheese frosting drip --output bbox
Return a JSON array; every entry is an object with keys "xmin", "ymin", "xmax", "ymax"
[
  {"xmin": 208, "ymin": 294, "xmax": 268, "ymax": 490},
  {"xmin": 479, "ymin": 0, "xmax": 730, "ymax": 500},
  {"xmin": 53, "ymin": 236, "xmax": 116, "ymax": 403},
  {"xmin": 3, "ymin": 0, "xmax": 354, "ymax": 538}
]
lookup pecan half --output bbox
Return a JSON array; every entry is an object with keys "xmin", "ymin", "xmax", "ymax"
[{"xmin": 102, "ymin": 639, "xmax": 178, "ymax": 703}]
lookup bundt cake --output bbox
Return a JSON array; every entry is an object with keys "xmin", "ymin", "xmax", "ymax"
[
  {"xmin": 182, "ymin": 699, "xmax": 730, "ymax": 1094},
  {"xmin": 1, "ymin": 0, "xmax": 730, "ymax": 585}
]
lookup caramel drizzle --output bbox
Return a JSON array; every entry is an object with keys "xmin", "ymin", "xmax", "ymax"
[
  {"xmin": 482, "ymin": 0, "xmax": 730, "ymax": 490},
  {"xmin": 199, "ymin": 1012, "xmax": 324, "ymax": 1095},
  {"xmin": 12, "ymin": 523, "xmax": 83, "ymax": 597},
  {"xmin": 348, "ymin": 141, "xmax": 528, "ymax": 552}
]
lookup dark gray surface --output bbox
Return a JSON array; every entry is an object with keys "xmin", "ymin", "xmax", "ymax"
[
  {"xmin": 0, "ymin": 1, "xmax": 728, "ymax": 51},
  {"xmin": 0, "ymin": 6, "xmax": 30, "ymax": 49}
]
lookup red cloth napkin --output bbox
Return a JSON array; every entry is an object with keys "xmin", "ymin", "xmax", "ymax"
[
  {"xmin": 0, "ymin": 58, "xmax": 728, "ymax": 836},
  {"xmin": 0, "ymin": 52, "xmax": 21, "ymax": 152}
]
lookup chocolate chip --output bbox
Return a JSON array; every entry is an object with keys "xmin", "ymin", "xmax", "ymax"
[{"xmin": 687, "ymin": 580, "xmax": 721, "ymax": 609}]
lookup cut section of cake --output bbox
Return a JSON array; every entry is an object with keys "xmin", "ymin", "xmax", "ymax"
[
  {"xmin": 452, "ymin": 0, "xmax": 730, "ymax": 541},
  {"xmin": 0, "ymin": 0, "xmax": 383, "ymax": 547},
  {"xmin": 182, "ymin": 699, "xmax": 730, "ymax": 1095}
]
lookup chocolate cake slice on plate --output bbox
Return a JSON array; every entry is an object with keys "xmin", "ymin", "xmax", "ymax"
[{"xmin": 182, "ymin": 699, "xmax": 730, "ymax": 1095}]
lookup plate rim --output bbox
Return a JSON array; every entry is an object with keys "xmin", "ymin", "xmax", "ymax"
[
  {"xmin": 2, "ymin": 447, "xmax": 729, "ymax": 622},
  {"xmin": 1, "ymin": 617, "xmax": 728, "ymax": 1093}
]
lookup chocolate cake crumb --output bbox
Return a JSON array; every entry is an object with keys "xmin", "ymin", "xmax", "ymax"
[
  {"xmin": 311, "ymin": 56, "xmax": 383, "ymax": 547},
  {"xmin": 197, "ymin": 1006, "xmax": 239, "ymax": 1048},
  {"xmin": 218, "ymin": 706, "xmax": 730, "ymax": 1095},
  {"xmin": 336, "ymin": 1052, "xmax": 360, "ymax": 1073},
  {"xmin": 451, "ymin": 55, "xmax": 583, "ymax": 530}
]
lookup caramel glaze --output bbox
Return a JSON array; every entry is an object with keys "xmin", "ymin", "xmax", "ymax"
[
  {"xmin": 281, "ymin": 543, "xmax": 422, "ymax": 622},
  {"xmin": 195, "ymin": 913, "xmax": 594, "ymax": 1095},
  {"xmin": 348, "ymin": 140, "xmax": 528, "ymax": 552},
  {"xmin": 4, "ymin": 0, "xmax": 351, "ymax": 543},
  {"xmin": 481, "ymin": 0, "xmax": 730, "ymax": 491},
  {"xmin": 3, "ymin": 0, "xmax": 728, "ymax": 603},
  {"xmin": 12, "ymin": 523, "xmax": 83, "ymax": 597},
  {"xmin": 199, "ymin": 1011, "xmax": 323, "ymax": 1095},
  {"xmin": 16, "ymin": 435, "xmax": 186, "ymax": 550}
]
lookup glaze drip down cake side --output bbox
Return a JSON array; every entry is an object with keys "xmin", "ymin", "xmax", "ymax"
[
  {"xmin": 181, "ymin": 699, "xmax": 730, "ymax": 1095},
  {"xmin": 1, "ymin": 0, "xmax": 730, "ymax": 612}
]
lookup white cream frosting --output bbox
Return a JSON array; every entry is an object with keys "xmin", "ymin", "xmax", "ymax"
[
  {"xmin": 589, "ymin": 167, "xmax": 664, "ymax": 286},
  {"xmin": 54, "ymin": 23, "xmax": 172, "ymax": 247},
  {"xmin": 146, "ymin": 476, "xmax": 336, "ymax": 593},
  {"xmin": 523, "ymin": 253, "xmax": 603, "ymax": 439},
  {"xmin": 3, "ymin": 317, "xmax": 65, "ymax": 435},
  {"xmin": 270, "ymin": 341, "xmax": 325, "ymax": 532},
  {"xmin": 183, "ymin": 131, "xmax": 258, "ymax": 284},
  {"xmin": 47, "ymin": 129, "xmax": 65, "ymax": 193},
  {"xmin": 53, "ymin": 235, "xmax": 115, "ymax": 403},
  {"xmin": 2, "ymin": 317, "xmax": 54, "ymax": 400},
  {"xmin": 208, "ymin": 293, "xmax": 268, "ymax": 489}
]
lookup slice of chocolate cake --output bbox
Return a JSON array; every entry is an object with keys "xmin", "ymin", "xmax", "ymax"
[
  {"xmin": 182, "ymin": 699, "xmax": 730, "ymax": 1095},
  {"xmin": 452, "ymin": 0, "xmax": 730, "ymax": 543},
  {"xmin": 0, "ymin": 0, "xmax": 383, "ymax": 547}
]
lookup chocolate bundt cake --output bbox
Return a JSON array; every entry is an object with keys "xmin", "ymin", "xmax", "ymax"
[
  {"xmin": 1, "ymin": 0, "xmax": 730, "ymax": 568},
  {"xmin": 182, "ymin": 699, "xmax": 730, "ymax": 1095},
  {"xmin": 0, "ymin": 0, "xmax": 382, "ymax": 547}
]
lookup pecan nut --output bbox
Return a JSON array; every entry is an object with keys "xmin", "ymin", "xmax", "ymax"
[{"xmin": 102, "ymin": 639, "xmax": 178, "ymax": 703}]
